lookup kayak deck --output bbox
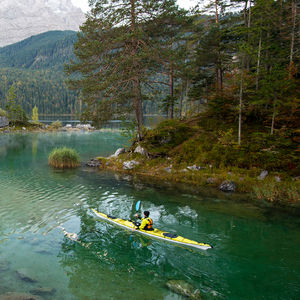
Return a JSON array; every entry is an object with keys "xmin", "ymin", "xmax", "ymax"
[{"xmin": 92, "ymin": 209, "xmax": 212, "ymax": 250}]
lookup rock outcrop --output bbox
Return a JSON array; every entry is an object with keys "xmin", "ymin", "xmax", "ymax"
[
  {"xmin": 0, "ymin": 117, "xmax": 8, "ymax": 128},
  {"xmin": 123, "ymin": 160, "xmax": 140, "ymax": 170},
  {"xmin": 219, "ymin": 180, "xmax": 236, "ymax": 192},
  {"xmin": 0, "ymin": 0, "xmax": 85, "ymax": 47}
]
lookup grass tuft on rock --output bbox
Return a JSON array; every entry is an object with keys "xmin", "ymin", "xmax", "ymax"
[{"xmin": 48, "ymin": 147, "xmax": 80, "ymax": 169}]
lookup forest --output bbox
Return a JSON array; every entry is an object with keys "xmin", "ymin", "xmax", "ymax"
[
  {"xmin": 0, "ymin": 31, "xmax": 78, "ymax": 115},
  {"xmin": 67, "ymin": 0, "xmax": 299, "ymax": 140}
]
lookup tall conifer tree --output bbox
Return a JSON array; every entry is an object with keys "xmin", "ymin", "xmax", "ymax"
[{"xmin": 66, "ymin": 0, "xmax": 177, "ymax": 139}]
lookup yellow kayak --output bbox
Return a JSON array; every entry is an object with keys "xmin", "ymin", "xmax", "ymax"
[{"xmin": 92, "ymin": 209, "xmax": 212, "ymax": 250}]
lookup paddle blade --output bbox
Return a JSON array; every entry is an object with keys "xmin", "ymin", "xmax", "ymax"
[{"xmin": 135, "ymin": 200, "xmax": 141, "ymax": 212}]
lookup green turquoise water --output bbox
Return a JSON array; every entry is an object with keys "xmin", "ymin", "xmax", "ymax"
[{"xmin": 0, "ymin": 132, "xmax": 299, "ymax": 299}]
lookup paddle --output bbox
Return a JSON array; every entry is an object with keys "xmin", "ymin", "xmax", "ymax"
[
  {"xmin": 135, "ymin": 200, "xmax": 141, "ymax": 212},
  {"xmin": 130, "ymin": 200, "xmax": 141, "ymax": 241}
]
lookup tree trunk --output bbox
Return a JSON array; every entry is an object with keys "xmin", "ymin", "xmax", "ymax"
[
  {"xmin": 179, "ymin": 82, "xmax": 184, "ymax": 118},
  {"xmin": 289, "ymin": 0, "xmax": 296, "ymax": 78},
  {"xmin": 256, "ymin": 33, "xmax": 262, "ymax": 91},
  {"xmin": 169, "ymin": 68, "xmax": 174, "ymax": 119},
  {"xmin": 238, "ymin": 60, "xmax": 244, "ymax": 146},
  {"xmin": 133, "ymin": 77, "xmax": 144, "ymax": 140},
  {"xmin": 130, "ymin": 0, "xmax": 143, "ymax": 139},
  {"xmin": 271, "ymin": 102, "xmax": 276, "ymax": 135},
  {"xmin": 247, "ymin": 0, "xmax": 251, "ymax": 71},
  {"xmin": 215, "ymin": 0, "xmax": 219, "ymax": 24}
]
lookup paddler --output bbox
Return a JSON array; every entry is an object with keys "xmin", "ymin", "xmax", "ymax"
[{"xmin": 135, "ymin": 211, "xmax": 154, "ymax": 231}]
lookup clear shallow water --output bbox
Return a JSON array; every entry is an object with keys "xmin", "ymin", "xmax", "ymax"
[{"xmin": 0, "ymin": 132, "xmax": 299, "ymax": 299}]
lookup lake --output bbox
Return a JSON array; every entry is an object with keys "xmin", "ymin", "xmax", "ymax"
[{"xmin": 0, "ymin": 132, "xmax": 299, "ymax": 299}]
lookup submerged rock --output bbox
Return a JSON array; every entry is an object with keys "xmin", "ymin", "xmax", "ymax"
[
  {"xmin": 30, "ymin": 287, "xmax": 56, "ymax": 296},
  {"xmin": 219, "ymin": 180, "xmax": 236, "ymax": 192},
  {"xmin": 16, "ymin": 269, "xmax": 38, "ymax": 283},
  {"xmin": 123, "ymin": 160, "xmax": 140, "ymax": 170},
  {"xmin": 0, "ymin": 292, "xmax": 41, "ymax": 300},
  {"xmin": 166, "ymin": 280, "xmax": 202, "ymax": 300},
  {"xmin": 86, "ymin": 158, "xmax": 101, "ymax": 168}
]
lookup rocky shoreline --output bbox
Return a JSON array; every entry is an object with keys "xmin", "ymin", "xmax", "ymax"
[{"xmin": 86, "ymin": 146, "xmax": 300, "ymax": 209}]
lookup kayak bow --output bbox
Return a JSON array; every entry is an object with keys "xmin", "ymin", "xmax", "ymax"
[{"xmin": 92, "ymin": 209, "xmax": 212, "ymax": 250}]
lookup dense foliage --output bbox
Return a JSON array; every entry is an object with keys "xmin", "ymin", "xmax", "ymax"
[
  {"xmin": 0, "ymin": 30, "xmax": 77, "ymax": 70},
  {"xmin": 0, "ymin": 31, "xmax": 78, "ymax": 115},
  {"xmin": 67, "ymin": 0, "xmax": 299, "ymax": 143}
]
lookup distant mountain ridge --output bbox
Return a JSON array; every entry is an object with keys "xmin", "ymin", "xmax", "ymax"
[
  {"xmin": 0, "ymin": 30, "xmax": 78, "ymax": 70},
  {"xmin": 0, "ymin": 0, "xmax": 84, "ymax": 47}
]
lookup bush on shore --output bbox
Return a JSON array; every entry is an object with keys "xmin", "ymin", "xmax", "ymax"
[
  {"xmin": 0, "ymin": 108, "xmax": 8, "ymax": 117},
  {"xmin": 48, "ymin": 147, "xmax": 80, "ymax": 169},
  {"xmin": 49, "ymin": 120, "xmax": 62, "ymax": 130}
]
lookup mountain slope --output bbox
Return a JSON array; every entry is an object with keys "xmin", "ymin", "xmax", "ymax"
[
  {"xmin": 0, "ymin": 31, "xmax": 78, "ymax": 115},
  {"xmin": 0, "ymin": 30, "xmax": 77, "ymax": 70}
]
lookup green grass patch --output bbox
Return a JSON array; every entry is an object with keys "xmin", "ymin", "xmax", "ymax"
[{"xmin": 48, "ymin": 147, "xmax": 80, "ymax": 169}]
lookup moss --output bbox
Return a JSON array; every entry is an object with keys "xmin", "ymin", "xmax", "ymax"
[
  {"xmin": 0, "ymin": 108, "xmax": 8, "ymax": 117},
  {"xmin": 141, "ymin": 119, "xmax": 195, "ymax": 155},
  {"xmin": 48, "ymin": 147, "xmax": 80, "ymax": 169}
]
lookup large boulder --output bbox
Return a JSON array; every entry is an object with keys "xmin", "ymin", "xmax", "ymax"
[
  {"xmin": 86, "ymin": 158, "xmax": 101, "ymax": 168},
  {"xmin": 123, "ymin": 160, "xmax": 140, "ymax": 170},
  {"xmin": 166, "ymin": 280, "xmax": 202, "ymax": 300},
  {"xmin": 219, "ymin": 180, "xmax": 236, "ymax": 192},
  {"xmin": 112, "ymin": 148, "xmax": 126, "ymax": 157},
  {"xmin": 134, "ymin": 145, "xmax": 147, "ymax": 156},
  {"xmin": 16, "ymin": 269, "xmax": 38, "ymax": 283}
]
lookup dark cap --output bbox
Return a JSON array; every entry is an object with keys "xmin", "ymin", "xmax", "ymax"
[{"xmin": 144, "ymin": 211, "xmax": 150, "ymax": 217}]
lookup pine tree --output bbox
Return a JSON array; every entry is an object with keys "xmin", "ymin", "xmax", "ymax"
[{"xmin": 66, "ymin": 0, "xmax": 177, "ymax": 139}]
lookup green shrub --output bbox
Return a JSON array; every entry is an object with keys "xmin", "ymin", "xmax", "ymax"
[
  {"xmin": 143, "ymin": 119, "xmax": 194, "ymax": 155},
  {"xmin": 49, "ymin": 120, "xmax": 62, "ymax": 129},
  {"xmin": 48, "ymin": 147, "xmax": 80, "ymax": 169},
  {"xmin": 0, "ymin": 108, "xmax": 8, "ymax": 117}
]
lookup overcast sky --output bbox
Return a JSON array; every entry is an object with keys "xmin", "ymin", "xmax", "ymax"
[{"xmin": 71, "ymin": 0, "xmax": 198, "ymax": 13}]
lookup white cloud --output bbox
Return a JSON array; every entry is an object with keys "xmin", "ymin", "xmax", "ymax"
[
  {"xmin": 177, "ymin": 0, "xmax": 198, "ymax": 9},
  {"xmin": 71, "ymin": 0, "xmax": 198, "ymax": 13},
  {"xmin": 71, "ymin": 0, "xmax": 90, "ymax": 12}
]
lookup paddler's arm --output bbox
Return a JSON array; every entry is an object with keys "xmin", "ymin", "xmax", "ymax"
[
  {"xmin": 139, "ymin": 218, "xmax": 148, "ymax": 230},
  {"xmin": 135, "ymin": 213, "xmax": 141, "ymax": 220}
]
